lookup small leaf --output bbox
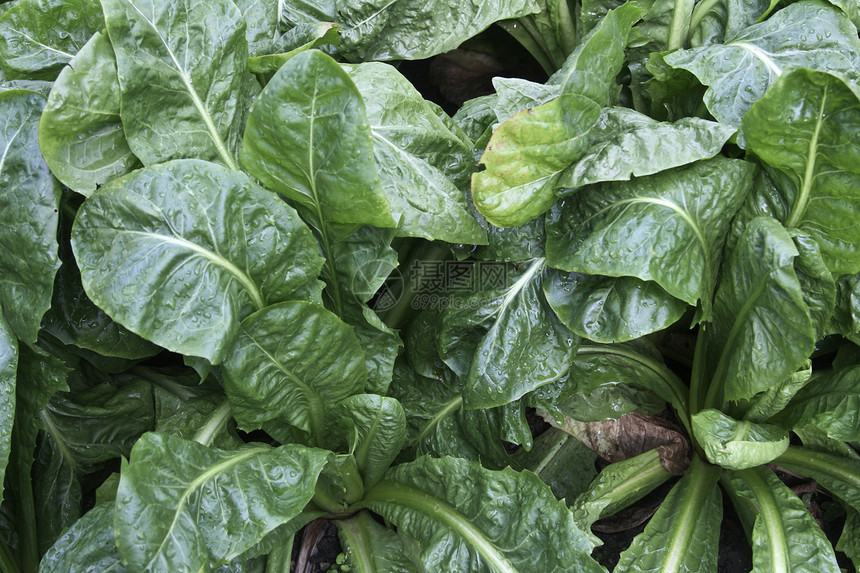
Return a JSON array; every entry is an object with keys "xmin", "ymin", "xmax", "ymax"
[
  {"xmin": 774, "ymin": 365, "xmax": 860, "ymax": 440},
  {"xmin": 692, "ymin": 409, "xmax": 788, "ymax": 470}
]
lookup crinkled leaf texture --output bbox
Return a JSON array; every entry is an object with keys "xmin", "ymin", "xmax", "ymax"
[
  {"xmin": 240, "ymin": 49, "xmax": 394, "ymax": 228},
  {"xmin": 742, "ymin": 68, "xmax": 860, "ymax": 274},
  {"xmin": 358, "ymin": 456, "xmax": 603, "ymax": 573},
  {"xmin": 114, "ymin": 432, "xmax": 329, "ymax": 572},
  {"xmin": 664, "ymin": 0, "xmax": 860, "ymax": 130},
  {"xmin": 692, "ymin": 409, "xmax": 788, "ymax": 470},
  {"xmin": 336, "ymin": 0, "xmax": 542, "ymax": 61},
  {"xmin": 709, "ymin": 217, "xmax": 815, "ymax": 402},
  {"xmin": 343, "ymin": 62, "xmax": 486, "ymax": 244},
  {"xmin": 546, "ymin": 157, "xmax": 754, "ymax": 320},
  {"xmin": 71, "ymin": 159, "xmax": 323, "ymax": 364},
  {"xmin": 102, "ymin": 0, "xmax": 248, "ymax": 168},
  {"xmin": 0, "ymin": 89, "xmax": 60, "ymax": 343},
  {"xmin": 328, "ymin": 394, "xmax": 406, "ymax": 488},
  {"xmin": 40, "ymin": 503, "xmax": 125, "ymax": 572},
  {"xmin": 222, "ymin": 301, "xmax": 366, "ymax": 434},
  {"xmin": 774, "ymin": 365, "xmax": 860, "ymax": 440},
  {"xmin": 0, "ymin": 0, "xmax": 104, "ymax": 80},
  {"xmin": 728, "ymin": 467, "xmax": 840, "ymax": 573},
  {"xmin": 39, "ymin": 31, "xmax": 140, "ymax": 196}
]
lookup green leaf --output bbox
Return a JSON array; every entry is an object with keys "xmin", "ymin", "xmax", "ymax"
[
  {"xmin": 741, "ymin": 360, "xmax": 812, "ymax": 422},
  {"xmin": 546, "ymin": 158, "xmax": 754, "ymax": 320},
  {"xmin": 240, "ymin": 49, "xmax": 394, "ymax": 228},
  {"xmin": 514, "ymin": 427, "xmax": 599, "ymax": 504},
  {"xmin": 0, "ymin": 309, "xmax": 16, "ymax": 508},
  {"xmin": 615, "ymin": 456, "xmax": 722, "ymax": 573},
  {"xmin": 663, "ymin": 0, "xmax": 860, "ymax": 129},
  {"xmin": 40, "ymin": 504, "xmax": 126, "ymax": 572},
  {"xmin": 742, "ymin": 68, "xmax": 860, "ymax": 274},
  {"xmin": 336, "ymin": 0, "xmax": 542, "ymax": 61},
  {"xmin": 247, "ymin": 23, "xmax": 340, "ymax": 75},
  {"xmin": 328, "ymin": 394, "xmax": 406, "ymax": 488},
  {"xmin": 790, "ymin": 232, "xmax": 837, "ymax": 339},
  {"xmin": 101, "ymin": 0, "xmax": 247, "ymax": 169},
  {"xmin": 222, "ymin": 301, "xmax": 366, "ymax": 436},
  {"xmin": 43, "ymin": 194, "xmax": 160, "ymax": 360},
  {"xmin": 359, "ymin": 456, "xmax": 603, "ymax": 573},
  {"xmin": 543, "ymin": 269, "xmax": 689, "ymax": 342},
  {"xmin": 472, "ymin": 93, "xmax": 602, "ymax": 228},
  {"xmin": 552, "ymin": 2, "xmax": 645, "ymax": 103},
  {"xmin": 556, "ymin": 108, "xmax": 737, "ymax": 190},
  {"xmin": 838, "ymin": 506, "xmax": 860, "ymax": 571},
  {"xmin": 335, "ymin": 510, "xmax": 420, "ymax": 573},
  {"xmin": 775, "ymin": 445, "xmax": 860, "ymax": 514},
  {"xmin": 0, "ymin": 90, "xmax": 60, "ymax": 343},
  {"xmin": 773, "ymin": 365, "xmax": 860, "ymax": 440},
  {"xmin": 33, "ymin": 431, "xmax": 82, "ymax": 555},
  {"xmin": 114, "ymin": 432, "xmax": 329, "ymax": 572},
  {"xmin": 39, "ymin": 31, "xmax": 140, "ymax": 196},
  {"xmin": 71, "ymin": 159, "xmax": 324, "ymax": 364},
  {"xmin": 710, "ymin": 217, "xmax": 815, "ymax": 402},
  {"xmin": 728, "ymin": 466, "xmax": 840, "ymax": 573},
  {"xmin": 437, "ymin": 259, "xmax": 579, "ymax": 408},
  {"xmin": 0, "ymin": 0, "xmax": 103, "ymax": 80},
  {"xmin": 692, "ymin": 409, "xmax": 788, "ymax": 470},
  {"xmin": 833, "ymin": 272, "xmax": 860, "ymax": 336},
  {"xmin": 41, "ymin": 380, "xmax": 155, "ymax": 467},
  {"xmin": 343, "ymin": 62, "xmax": 486, "ymax": 244},
  {"xmin": 572, "ymin": 449, "xmax": 672, "ymax": 536}
]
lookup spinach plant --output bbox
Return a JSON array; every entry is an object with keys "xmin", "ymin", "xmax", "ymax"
[{"xmin": 0, "ymin": 0, "xmax": 858, "ymax": 571}]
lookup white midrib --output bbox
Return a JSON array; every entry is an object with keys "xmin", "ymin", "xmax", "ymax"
[
  {"xmin": 0, "ymin": 118, "xmax": 29, "ymax": 176},
  {"xmin": 362, "ymin": 481, "xmax": 518, "ymax": 573},
  {"xmin": 734, "ymin": 42, "xmax": 783, "ymax": 77},
  {"xmin": 144, "ymin": 447, "xmax": 267, "ymax": 570},
  {"xmin": 786, "ymin": 85, "xmax": 827, "ymax": 229},
  {"xmin": 658, "ymin": 468, "xmax": 713, "ymax": 572},
  {"xmin": 126, "ymin": 230, "xmax": 264, "ymax": 310},
  {"xmin": 125, "ymin": 2, "xmax": 238, "ymax": 170}
]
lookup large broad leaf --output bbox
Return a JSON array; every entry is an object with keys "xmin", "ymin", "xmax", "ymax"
[
  {"xmin": 336, "ymin": 0, "xmax": 541, "ymax": 61},
  {"xmin": 358, "ymin": 456, "xmax": 603, "ymax": 573},
  {"xmin": 543, "ymin": 268, "xmax": 689, "ymax": 342},
  {"xmin": 546, "ymin": 158, "xmax": 754, "ymax": 320},
  {"xmin": 0, "ymin": 308, "xmax": 16, "ymax": 508},
  {"xmin": 728, "ymin": 467, "xmax": 840, "ymax": 573},
  {"xmin": 39, "ymin": 32, "xmax": 140, "ymax": 196},
  {"xmin": 343, "ymin": 62, "xmax": 486, "ymax": 244},
  {"xmin": 663, "ymin": 0, "xmax": 860, "ymax": 129},
  {"xmin": 436, "ymin": 259, "xmax": 579, "ymax": 408},
  {"xmin": 773, "ymin": 365, "xmax": 860, "ymax": 440},
  {"xmin": 101, "ymin": 0, "xmax": 247, "ymax": 168},
  {"xmin": 240, "ymin": 49, "xmax": 393, "ymax": 228},
  {"xmin": 0, "ymin": 90, "xmax": 60, "ymax": 343},
  {"xmin": 790, "ymin": 232, "xmax": 837, "ymax": 339},
  {"xmin": 222, "ymin": 301, "xmax": 366, "ymax": 435},
  {"xmin": 709, "ymin": 217, "xmax": 815, "ymax": 402},
  {"xmin": 71, "ymin": 159, "xmax": 324, "ymax": 364},
  {"xmin": 513, "ymin": 427, "xmax": 599, "ymax": 503},
  {"xmin": 556, "ymin": 108, "xmax": 736, "ymax": 190},
  {"xmin": 692, "ymin": 409, "xmax": 788, "ymax": 470},
  {"xmin": 334, "ymin": 510, "xmax": 419, "ymax": 572},
  {"xmin": 615, "ymin": 457, "xmax": 722, "ymax": 573},
  {"xmin": 114, "ymin": 432, "xmax": 329, "ymax": 572},
  {"xmin": 0, "ymin": 0, "xmax": 103, "ymax": 80},
  {"xmin": 327, "ymin": 394, "xmax": 406, "ymax": 488},
  {"xmin": 471, "ymin": 95, "xmax": 601, "ymax": 229},
  {"xmin": 40, "ymin": 504, "xmax": 126, "ymax": 572},
  {"xmin": 742, "ymin": 68, "xmax": 860, "ymax": 274}
]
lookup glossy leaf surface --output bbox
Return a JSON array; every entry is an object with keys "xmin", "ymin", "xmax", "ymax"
[
  {"xmin": 72, "ymin": 159, "xmax": 323, "ymax": 364},
  {"xmin": 692, "ymin": 409, "xmax": 788, "ymax": 470},
  {"xmin": 114, "ymin": 432, "xmax": 329, "ymax": 572}
]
